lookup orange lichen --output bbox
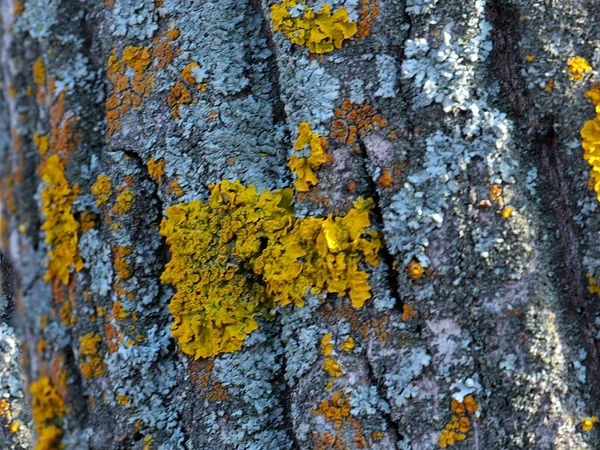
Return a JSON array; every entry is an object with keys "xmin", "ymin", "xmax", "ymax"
[
  {"xmin": 168, "ymin": 28, "xmax": 181, "ymax": 41},
  {"xmin": 39, "ymin": 155, "xmax": 83, "ymax": 285},
  {"xmin": 289, "ymin": 122, "xmax": 328, "ymax": 192},
  {"xmin": 356, "ymin": 0, "xmax": 379, "ymax": 40},
  {"xmin": 568, "ymin": 56, "xmax": 591, "ymax": 81},
  {"xmin": 331, "ymin": 100, "xmax": 387, "ymax": 150},
  {"xmin": 313, "ymin": 390, "xmax": 351, "ymax": 428},
  {"xmin": 13, "ymin": 1, "xmax": 24, "ymax": 16},
  {"xmin": 30, "ymin": 377, "xmax": 64, "ymax": 450},
  {"xmin": 80, "ymin": 212, "xmax": 97, "ymax": 233},
  {"xmin": 49, "ymin": 91, "xmax": 80, "ymax": 160},
  {"xmin": 378, "ymin": 170, "xmax": 393, "ymax": 188},
  {"xmin": 79, "ymin": 332, "xmax": 105, "ymax": 378},
  {"xmin": 270, "ymin": 1, "xmax": 357, "ymax": 54},
  {"xmin": 405, "ymin": 259, "xmax": 424, "ymax": 281},
  {"xmin": 113, "ymin": 246, "xmax": 132, "ymax": 280},
  {"xmin": 402, "ymin": 304, "xmax": 417, "ymax": 321},
  {"xmin": 160, "ymin": 180, "xmax": 381, "ymax": 358},
  {"xmin": 439, "ymin": 396, "xmax": 479, "ymax": 448},
  {"xmin": 167, "ymin": 81, "xmax": 192, "ymax": 119},
  {"xmin": 147, "ymin": 158, "xmax": 166, "ymax": 185}
]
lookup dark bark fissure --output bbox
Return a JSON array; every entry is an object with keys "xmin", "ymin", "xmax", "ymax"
[
  {"xmin": 357, "ymin": 139, "xmax": 404, "ymax": 312},
  {"xmin": 487, "ymin": 0, "xmax": 600, "ymax": 412},
  {"xmin": 363, "ymin": 349, "xmax": 404, "ymax": 445},
  {"xmin": 276, "ymin": 328, "xmax": 302, "ymax": 450}
]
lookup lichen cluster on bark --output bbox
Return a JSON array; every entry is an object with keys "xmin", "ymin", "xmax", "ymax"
[{"xmin": 1, "ymin": 0, "xmax": 600, "ymax": 449}]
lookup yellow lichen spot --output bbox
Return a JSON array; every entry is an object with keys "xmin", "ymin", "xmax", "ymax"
[
  {"xmin": 147, "ymin": 158, "xmax": 166, "ymax": 185},
  {"xmin": 312, "ymin": 390, "xmax": 351, "ymax": 427},
  {"xmin": 289, "ymin": 122, "xmax": 328, "ymax": 192},
  {"xmin": 545, "ymin": 78, "xmax": 554, "ymax": 93},
  {"xmin": 321, "ymin": 333, "xmax": 334, "ymax": 356},
  {"xmin": 568, "ymin": 56, "xmax": 591, "ymax": 81},
  {"xmin": 79, "ymin": 333, "xmax": 105, "ymax": 378},
  {"xmin": 144, "ymin": 435, "xmax": 153, "ymax": 450},
  {"xmin": 271, "ymin": 1, "xmax": 357, "ymax": 54},
  {"xmin": 502, "ymin": 207, "xmax": 513, "ymax": 219},
  {"xmin": 580, "ymin": 87, "xmax": 600, "ymax": 202},
  {"xmin": 160, "ymin": 180, "xmax": 381, "ymax": 358},
  {"xmin": 323, "ymin": 359, "xmax": 343, "ymax": 378},
  {"xmin": 10, "ymin": 421, "xmax": 20, "ymax": 433},
  {"xmin": 80, "ymin": 212, "xmax": 96, "ymax": 233},
  {"xmin": 34, "ymin": 132, "xmax": 49, "ymax": 156},
  {"xmin": 91, "ymin": 174, "xmax": 112, "ymax": 206},
  {"xmin": 112, "ymin": 301, "xmax": 129, "ymax": 321},
  {"xmin": 30, "ymin": 377, "xmax": 64, "ymax": 450},
  {"xmin": 405, "ymin": 259, "xmax": 424, "ymax": 281},
  {"xmin": 33, "ymin": 58, "xmax": 46, "ymax": 86},
  {"xmin": 112, "ymin": 190, "xmax": 135, "ymax": 215},
  {"xmin": 116, "ymin": 394, "xmax": 130, "ymax": 406},
  {"xmin": 341, "ymin": 336, "xmax": 354, "ymax": 352},
  {"xmin": 581, "ymin": 416, "xmax": 598, "ymax": 432},
  {"xmin": 525, "ymin": 55, "xmax": 534, "ymax": 62},
  {"xmin": 39, "ymin": 155, "xmax": 83, "ymax": 285}
]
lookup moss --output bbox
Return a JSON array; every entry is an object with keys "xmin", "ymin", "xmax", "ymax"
[
  {"xmin": 39, "ymin": 154, "xmax": 83, "ymax": 285},
  {"xmin": 288, "ymin": 122, "xmax": 328, "ymax": 192},
  {"xmin": 30, "ymin": 377, "xmax": 64, "ymax": 450},
  {"xmin": 270, "ymin": 1, "xmax": 357, "ymax": 54},
  {"xmin": 160, "ymin": 180, "xmax": 381, "ymax": 358}
]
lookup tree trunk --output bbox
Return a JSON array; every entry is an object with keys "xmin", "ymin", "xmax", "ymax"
[{"xmin": 1, "ymin": 0, "xmax": 600, "ymax": 449}]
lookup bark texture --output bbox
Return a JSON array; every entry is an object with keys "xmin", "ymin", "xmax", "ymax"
[{"xmin": 1, "ymin": 0, "xmax": 600, "ymax": 449}]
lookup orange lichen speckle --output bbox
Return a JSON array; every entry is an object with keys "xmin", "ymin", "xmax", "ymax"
[
  {"xmin": 356, "ymin": 0, "xmax": 379, "ymax": 40},
  {"xmin": 167, "ymin": 81, "xmax": 192, "ymax": 119},
  {"xmin": 405, "ymin": 259, "xmax": 424, "ymax": 281},
  {"xmin": 331, "ymin": 99, "xmax": 387, "ymax": 150},
  {"xmin": 313, "ymin": 390, "xmax": 351, "ymax": 428},
  {"xmin": 378, "ymin": 170, "xmax": 393, "ymax": 188},
  {"xmin": 270, "ymin": 1, "xmax": 357, "ymax": 54},
  {"xmin": 439, "ymin": 396, "xmax": 479, "ymax": 448},
  {"xmin": 402, "ymin": 304, "xmax": 417, "ymax": 321},
  {"xmin": 33, "ymin": 58, "xmax": 46, "ymax": 86}
]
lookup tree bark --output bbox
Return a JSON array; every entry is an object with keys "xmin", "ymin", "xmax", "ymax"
[{"xmin": 1, "ymin": 0, "xmax": 600, "ymax": 449}]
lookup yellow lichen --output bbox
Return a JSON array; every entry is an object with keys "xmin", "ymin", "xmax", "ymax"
[
  {"xmin": 581, "ymin": 416, "xmax": 598, "ymax": 432},
  {"xmin": 33, "ymin": 58, "xmax": 46, "ymax": 86},
  {"xmin": 79, "ymin": 332, "xmax": 105, "ymax": 379},
  {"xmin": 568, "ymin": 56, "xmax": 591, "ymax": 81},
  {"xmin": 39, "ymin": 155, "xmax": 83, "ymax": 285},
  {"xmin": 341, "ymin": 336, "xmax": 354, "ymax": 352},
  {"xmin": 91, "ymin": 175, "xmax": 112, "ymax": 206},
  {"xmin": 34, "ymin": 132, "xmax": 49, "ymax": 156},
  {"xmin": 112, "ymin": 190, "xmax": 135, "ymax": 215},
  {"xmin": 160, "ymin": 180, "xmax": 381, "ymax": 358},
  {"xmin": 30, "ymin": 377, "xmax": 64, "ymax": 450},
  {"xmin": 323, "ymin": 359, "xmax": 343, "ymax": 378},
  {"xmin": 581, "ymin": 86, "xmax": 600, "ymax": 202},
  {"xmin": 270, "ymin": 1, "xmax": 357, "ymax": 54},
  {"xmin": 321, "ymin": 333, "xmax": 334, "ymax": 356},
  {"xmin": 289, "ymin": 122, "xmax": 328, "ymax": 192},
  {"xmin": 147, "ymin": 158, "xmax": 166, "ymax": 185}
]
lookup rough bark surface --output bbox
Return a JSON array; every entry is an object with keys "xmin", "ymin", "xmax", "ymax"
[{"xmin": 1, "ymin": 0, "xmax": 600, "ymax": 449}]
